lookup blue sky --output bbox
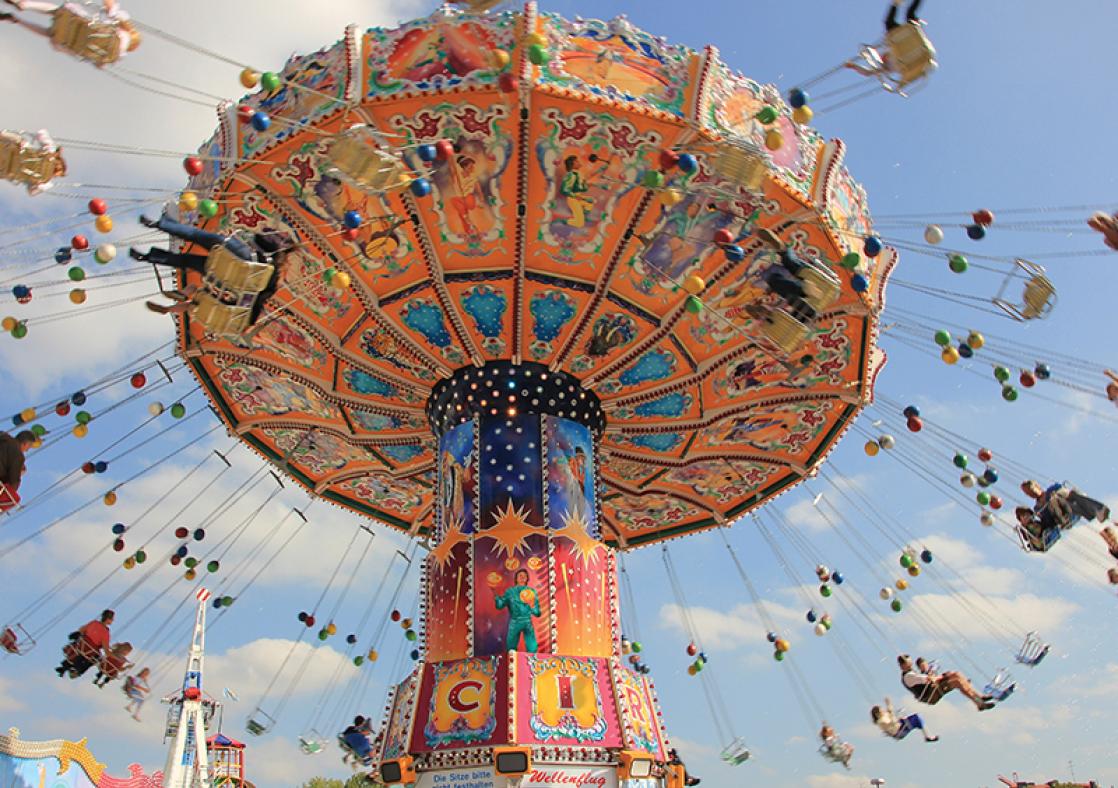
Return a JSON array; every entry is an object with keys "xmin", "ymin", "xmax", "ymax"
[{"xmin": 1, "ymin": 1, "xmax": 1117, "ymax": 787}]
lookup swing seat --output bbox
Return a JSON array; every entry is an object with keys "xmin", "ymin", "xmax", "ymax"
[
  {"xmin": 1015, "ymin": 632, "xmax": 1050, "ymax": 667},
  {"xmin": 49, "ymin": 6, "xmax": 124, "ymax": 67},
  {"xmin": 1, "ymin": 624, "xmax": 34, "ymax": 655},
  {"xmin": 710, "ymin": 140, "xmax": 769, "ymax": 193},
  {"xmin": 720, "ymin": 738, "xmax": 751, "ymax": 765},
  {"xmin": 0, "ymin": 131, "xmax": 62, "ymax": 190},
  {"xmin": 761, "ymin": 307, "xmax": 813, "ymax": 354},
  {"xmin": 993, "ymin": 259, "xmax": 1057, "ymax": 321},
  {"xmin": 191, "ymin": 292, "xmax": 254, "ymax": 337},
  {"xmin": 818, "ymin": 742, "xmax": 853, "ymax": 767},
  {"xmin": 325, "ymin": 129, "xmax": 407, "ymax": 193},
  {"xmin": 98, "ymin": 655, "xmax": 134, "ymax": 682},
  {"xmin": 982, "ymin": 672, "xmax": 1016, "ymax": 702},
  {"xmin": 799, "ymin": 261, "xmax": 841, "ymax": 313},
  {"xmin": 0, "ymin": 482, "xmax": 20, "ymax": 513},
  {"xmin": 884, "ymin": 22, "xmax": 937, "ymax": 89},
  {"xmin": 299, "ymin": 734, "xmax": 325, "ymax": 755},
  {"xmin": 246, "ymin": 711, "xmax": 275, "ymax": 736},
  {"xmin": 204, "ymin": 245, "xmax": 274, "ymax": 293}
]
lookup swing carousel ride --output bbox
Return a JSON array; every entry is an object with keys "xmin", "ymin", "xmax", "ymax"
[{"xmin": 1, "ymin": 1, "xmax": 1116, "ymax": 786}]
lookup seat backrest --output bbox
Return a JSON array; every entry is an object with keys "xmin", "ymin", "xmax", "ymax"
[
  {"xmin": 1021, "ymin": 276, "xmax": 1055, "ymax": 317},
  {"xmin": 0, "ymin": 132, "xmax": 24, "ymax": 178},
  {"xmin": 50, "ymin": 8, "xmax": 122, "ymax": 66},
  {"xmin": 762, "ymin": 308, "xmax": 812, "ymax": 354},
  {"xmin": 886, "ymin": 23, "xmax": 937, "ymax": 85},
  {"xmin": 205, "ymin": 246, "xmax": 273, "ymax": 292},
  {"xmin": 713, "ymin": 144, "xmax": 768, "ymax": 192},
  {"xmin": 192, "ymin": 293, "xmax": 252, "ymax": 336},
  {"xmin": 799, "ymin": 264, "xmax": 841, "ymax": 312},
  {"xmin": 327, "ymin": 135, "xmax": 405, "ymax": 193}
]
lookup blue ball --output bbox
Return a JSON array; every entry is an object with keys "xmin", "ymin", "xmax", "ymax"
[
  {"xmin": 966, "ymin": 224, "xmax": 986, "ymax": 240},
  {"xmin": 213, "ymin": 598, "xmax": 223, "ymax": 609},
  {"xmin": 851, "ymin": 273, "xmax": 869, "ymax": 293},
  {"xmin": 920, "ymin": 549, "xmax": 933, "ymax": 564},
  {"xmin": 723, "ymin": 244, "xmax": 745, "ymax": 263},
  {"xmin": 789, "ymin": 88, "xmax": 808, "ymax": 109},
  {"xmin": 806, "ymin": 610, "xmax": 817, "ymax": 623},
  {"xmin": 54, "ymin": 247, "xmax": 72, "ymax": 265},
  {"xmin": 346, "ymin": 634, "xmax": 358, "ymax": 645},
  {"xmin": 94, "ymin": 460, "xmax": 108, "ymax": 473},
  {"xmin": 111, "ymin": 523, "xmax": 125, "ymax": 535},
  {"xmin": 410, "ymin": 178, "xmax": 431, "ymax": 197},
  {"xmin": 676, "ymin": 153, "xmax": 697, "ymax": 173},
  {"xmin": 176, "ymin": 546, "xmax": 189, "ymax": 558},
  {"xmin": 409, "ymin": 649, "xmax": 420, "ymax": 660},
  {"xmin": 11, "ymin": 415, "xmax": 23, "ymax": 427},
  {"xmin": 251, "ymin": 112, "xmax": 271, "ymax": 132},
  {"xmin": 343, "ymin": 210, "xmax": 362, "ymax": 229},
  {"xmin": 1034, "ymin": 363, "xmax": 1051, "ymax": 380},
  {"xmin": 863, "ymin": 235, "xmax": 883, "ymax": 258},
  {"xmin": 983, "ymin": 467, "xmax": 999, "ymax": 484},
  {"xmin": 193, "ymin": 528, "xmax": 205, "ymax": 541},
  {"xmin": 903, "ymin": 405, "xmax": 920, "ymax": 418},
  {"xmin": 832, "ymin": 571, "xmax": 844, "ymax": 585},
  {"xmin": 72, "ymin": 391, "xmax": 87, "ymax": 406},
  {"xmin": 417, "ymin": 144, "xmax": 437, "ymax": 162},
  {"xmin": 766, "ymin": 631, "xmax": 777, "ymax": 643},
  {"xmin": 958, "ymin": 343, "xmax": 974, "ymax": 359}
]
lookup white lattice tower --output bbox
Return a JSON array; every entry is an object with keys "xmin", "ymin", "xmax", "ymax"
[{"xmin": 163, "ymin": 587, "xmax": 212, "ymax": 788}]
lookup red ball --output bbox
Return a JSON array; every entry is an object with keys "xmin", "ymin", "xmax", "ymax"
[
  {"xmin": 170, "ymin": 555, "xmax": 181, "ymax": 566},
  {"xmin": 237, "ymin": 105, "xmax": 254, "ymax": 123},
  {"xmin": 990, "ymin": 495, "xmax": 1004, "ymax": 510},
  {"xmin": 55, "ymin": 402, "xmax": 70, "ymax": 417},
  {"xmin": 113, "ymin": 538, "xmax": 125, "ymax": 552},
  {"xmin": 977, "ymin": 448, "xmax": 993, "ymax": 463},
  {"xmin": 1019, "ymin": 371, "xmax": 1036, "ymax": 388},
  {"xmin": 498, "ymin": 72, "xmax": 519, "ymax": 93},
  {"xmin": 71, "ymin": 235, "xmax": 89, "ymax": 251},
  {"xmin": 183, "ymin": 157, "xmax": 204, "ymax": 176},
  {"xmin": 907, "ymin": 416, "xmax": 923, "ymax": 433},
  {"xmin": 305, "ymin": 615, "xmax": 316, "ymax": 628},
  {"xmin": 973, "ymin": 209, "xmax": 995, "ymax": 227},
  {"xmin": 435, "ymin": 139, "xmax": 455, "ymax": 160},
  {"xmin": 342, "ymin": 227, "xmax": 359, "ymax": 242},
  {"xmin": 713, "ymin": 228, "xmax": 734, "ymax": 246},
  {"xmin": 87, "ymin": 198, "xmax": 108, "ymax": 216},
  {"xmin": 130, "ymin": 372, "xmax": 146, "ymax": 389},
  {"xmin": 659, "ymin": 149, "xmax": 680, "ymax": 170},
  {"xmin": 686, "ymin": 642, "xmax": 697, "ymax": 656},
  {"xmin": 390, "ymin": 609, "xmax": 401, "ymax": 622},
  {"xmin": 175, "ymin": 526, "xmax": 189, "ymax": 539},
  {"xmin": 81, "ymin": 461, "xmax": 95, "ymax": 474}
]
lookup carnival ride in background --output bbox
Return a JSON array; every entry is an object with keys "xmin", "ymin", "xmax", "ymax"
[{"xmin": 0, "ymin": 0, "xmax": 1116, "ymax": 785}]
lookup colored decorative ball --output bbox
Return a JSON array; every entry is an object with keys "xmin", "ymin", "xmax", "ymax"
[
  {"xmin": 54, "ymin": 248, "xmax": 72, "ymax": 264},
  {"xmin": 417, "ymin": 144, "xmax": 437, "ymax": 162},
  {"xmin": 260, "ymin": 71, "xmax": 281, "ymax": 92},
  {"xmin": 789, "ymin": 88, "xmax": 809, "ymax": 109},
  {"xmin": 924, "ymin": 225, "xmax": 944, "ymax": 244},
  {"xmin": 976, "ymin": 491, "xmax": 991, "ymax": 506},
  {"xmin": 832, "ymin": 571, "xmax": 844, "ymax": 585},
  {"xmin": 103, "ymin": 491, "xmax": 117, "ymax": 506},
  {"xmin": 774, "ymin": 638, "xmax": 790, "ymax": 653},
  {"xmin": 966, "ymin": 331, "xmax": 985, "ymax": 350},
  {"xmin": 7, "ymin": 322, "xmax": 24, "ymax": 339},
  {"xmin": 175, "ymin": 524, "xmax": 189, "ymax": 538},
  {"xmin": 347, "ymin": 634, "xmax": 358, "ymax": 645},
  {"xmin": 953, "ymin": 453, "xmax": 968, "ymax": 469},
  {"xmin": 957, "ymin": 342, "xmax": 974, "ymax": 359},
  {"xmin": 250, "ymin": 112, "xmax": 271, "ymax": 132},
  {"xmin": 907, "ymin": 565, "xmax": 920, "ymax": 577},
  {"xmin": 864, "ymin": 440, "xmax": 880, "ymax": 457},
  {"xmin": 198, "ymin": 199, "xmax": 218, "ymax": 218},
  {"xmin": 341, "ymin": 227, "xmax": 359, "ymax": 242},
  {"xmin": 642, "ymin": 170, "xmax": 665, "ymax": 189},
  {"xmin": 68, "ymin": 266, "xmax": 86, "ymax": 282},
  {"xmin": 764, "ymin": 129, "xmax": 784, "ymax": 151},
  {"xmin": 135, "ymin": 550, "xmax": 146, "ymax": 564},
  {"xmin": 332, "ymin": 271, "xmax": 351, "ymax": 290},
  {"xmin": 401, "ymin": 618, "xmax": 413, "ymax": 629},
  {"xmin": 94, "ymin": 215, "xmax": 113, "ymax": 234},
  {"xmin": 193, "ymin": 528, "xmax": 205, "ymax": 541},
  {"xmin": 298, "ymin": 611, "xmax": 307, "ymax": 622},
  {"xmin": 755, "ymin": 106, "xmax": 778, "ymax": 124},
  {"xmin": 71, "ymin": 234, "xmax": 90, "ymax": 251},
  {"xmin": 774, "ymin": 651, "xmax": 785, "ymax": 662},
  {"xmin": 658, "ymin": 149, "xmax": 680, "ymax": 170},
  {"xmin": 1034, "ymin": 363, "xmax": 1051, "ymax": 380},
  {"xmin": 498, "ymin": 72, "xmax": 519, "ymax": 92},
  {"xmin": 879, "ymin": 587, "xmax": 893, "ymax": 600},
  {"xmin": 660, "ymin": 188, "xmax": 684, "ymax": 206},
  {"xmin": 966, "ymin": 224, "xmax": 986, "ymax": 240},
  {"xmin": 213, "ymin": 598, "xmax": 223, "ymax": 609},
  {"xmin": 819, "ymin": 584, "xmax": 832, "ymax": 597},
  {"xmin": 983, "ymin": 467, "xmax": 999, "ymax": 484},
  {"xmin": 94, "ymin": 244, "xmax": 116, "ymax": 264},
  {"xmin": 130, "ymin": 372, "xmax": 146, "ymax": 389},
  {"xmin": 792, "ymin": 105, "xmax": 813, "ymax": 125},
  {"xmin": 806, "ymin": 610, "xmax": 817, "ymax": 623},
  {"xmin": 113, "ymin": 538, "xmax": 125, "ymax": 552},
  {"xmin": 840, "ymin": 252, "xmax": 861, "ymax": 270},
  {"xmin": 236, "ymin": 105, "xmax": 254, "ymax": 124},
  {"xmin": 977, "ymin": 448, "xmax": 992, "ymax": 463},
  {"xmin": 527, "ymin": 43, "xmax": 548, "ymax": 65},
  {"xmin": 920, "ymin": 549, "xmax": 933, "ymax": 563},
  {"xmin": 948, "ymin": 254, "xmax": 968, "ymax": 273},
  {"xmin": 491, "ymin": 48, "xmax": 510, "ymax": 69},
  {"xmin": 980, "ymin": 512, "xmax": 995, "ymax": 527},
  {"xmin": 934, "ymin": 329, "xmax": 952, "ymax": 347},
  {"xmin": 1, "ymin": 317, "xmax": 14, "ymax": 332},
  {"xmin": 75, "ymin": 410, "xmax": 92, "ymax": 425},
  {"xmin": 900, "ymin": 553, "xmax": 915, "ymax": 569},
  {"xmin": 676, "ymin": 153, "xmax": 697, "ymax": 173},
  {"xmin": 343, "ymin": 210, "xmax": 362, "ymax": 229},
  {"xmin": 183, "ymin": 157, "xmax": 204, "ymax": 176},
  {"xmin": 239, "ymin": 68, "xmax": 260, "ymax": 88},
  {"xmin": 305, "ymin": 615, "xmax": 316, "ymax": 628},
  {"xmin": 993, "ymin": 366, "xmax": 1010, "ymax": 383},
  {"xmin": 149, "ymin": 402, "xmax": 164, "ymax": 417},
  {"xmin": 410, "ymin": 178, "xmax": 432, "ymax": 197},
  {"xmin": 973, "ymin": 209, "xmax": 995, "ymax": 226},
  {"xmin": 405, "ymin": 629, "xmax": 417, "ymax": 642},
  {"xmin": 850, "ymin": 273, "xmax": 869, "ymax": 293},
  {"xmin": 94, "ymin": 460, "xmax": 108, "ymax": 473},
  {"xmin": 1000, "ymin": 385, "xmax": 1019, "ymax": 401},
  {"xmin": 207, "ymin": 560, "xmax": 219, "ymax": 573},
  {"xmin": 766, "ymin": 631, "xmax": 777, "ymax": 643},
  {"xmin": 434, "ymin": 139, "xmax": 455, "ymax": 160},
  {"xmin": 863, "ymin": 236, "xmax": 883, "ymax": 258},
  {"xmin": 184, "ymin": 557, "xmax": 198, "ymax": 569},
  {"xmin": 123, "ymin": 557, "xmax": 136, "ymax": 570},
  {"xmin": 814, "ymin": 623, "xmax": 827, "ymax": 636},
  {"xmin": 523, "ymin": 31, "xmax": 546, "ymax": 47},
  {"xmin": 30, "ymin": 424, "xmax": 45, "ymax": 437},
  {"xmin": 631, "ymin": 641, "xmax": 642, "ymax": 653},
  {"xmin": 179, "ymin": 191, "xmax": 199, "ymax": 212},
  {"xmin": 170, "ymin": 555, "xmax": 181, "ymax": 566},
  {"xmin": 318, "ymin": 630, "xmax": 328, "ymax": 641},
  {"xmin": 990, "ymin": 495, "xmax": 1004, "ymax": 510},
  {"xmin": 960, "ymin": 472, "xmax": 977, "ymax": 488},
  {"xmin": 88, "ymin": 198, "xmax": 108, "ymax": 216},
  {"xmin": 111, "ymin": 523, "xmax": 125, "ymax": 535},
  {"xmin": 82, "ymin": 461, "xmax": 95, "ymax": 474},
  {"xmin": 683, "ymin": 275, "xmax": 705, "ymax": 295},
  {"xmin": 713, "ymin": 228, "xmax": 734, "ymax": 246},
  {"xmin": 903, "ymin": 405, "xmax": 920, "ymax": 419},
  {"xmin": 941, "ymin": 346, "xmax": 960, "ymax": 365},
  {"xmin": 878, "ymin": 434, "xmax": 895, "ymax": 450},
  {"xmin": 684, "ymin": 295, "xmax": 703, "ymax": 314},
  {"xmin": 353, "ymin": 656, "xmax": 364, "ymax": 667},
  {"xmin": 723, "ymin": 244, "xmax": 745, "ymax": 263},
  {"xmin": 184, "ymin": 569, "xmax": 197, "ymax": 581},
  {"xmin": 72, "ymin": 424, "xmax": 88, "ymax": 438},
  {"xmin": 906, "ymin": 416, "xmax": 923, "ymax": 432},
  {"xmin": 410, "ymin": 649, "xmax": 420, "ymax": 661},
  {"xmin": 891, "ymin": 599, "xmax": 903, "ymax": 612},
  {"xmin": 1020, "ymin": 370, "xmax": 1036, "ymax": 388},
  {"xmin": 170, "ymin": 403, "xmax": 186, "ymax": 419}
]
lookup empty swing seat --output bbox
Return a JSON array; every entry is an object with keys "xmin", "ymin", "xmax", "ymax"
[
  {"xmin": 884, "ymin": 23, "xmax": 937, "ymax": 88},
  {"xmin": 799, "ymin": 262, "xmax": 842, "ymax": 313},
  {"xmin": 49, "ymin": 6, "xmax": 124, "ymax": 67},
  {"xmin": 246, "ymin": 712, "xmax": 274, "ymax": 736},
  {"xmin": 1020, "ymin": 275, "xmax": 1056, "ymax": 319},
  {"xmin": 711, "ymin": 141, "xmax": 770, "ymax": 193},
  {"xmin": 720, "ymin": 738, "xmax": 752, "ymax": 766},
  {"xmin": 325, "ymin": 129, "xmax": 407, "ymax": 193},
  {"xmin": 762, "ymin": 308, "xmax": 813, "ymax": 354}
]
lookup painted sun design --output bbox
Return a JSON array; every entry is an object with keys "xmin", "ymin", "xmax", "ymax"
[{"xmin": 482, "ymin": 500, "xmax": 547, "ymax": 560}]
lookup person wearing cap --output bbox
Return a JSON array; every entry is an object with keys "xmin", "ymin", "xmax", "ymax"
[{"xmin": 0, "ymin": 430, "xmax": 35, "ymax": 511}]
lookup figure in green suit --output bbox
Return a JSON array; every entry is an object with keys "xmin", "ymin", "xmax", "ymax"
[{"xmin": 495, "ymin": 569, "xmax": 540, "ymax": 652}]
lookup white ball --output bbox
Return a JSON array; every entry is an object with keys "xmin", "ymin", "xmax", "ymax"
[
  {"xmin": 878, "ymin": 434, "xmax": 896, "ymax": 450},
  {"xmin": 960, "ymin": 472, "xmax": 977, "ymax": 488},
  {"xmin": 97, "ymin": 243, "xmax": 117, "ymax": 262},
  {"xmin": 148, "ymin": 402, "xmax": 165, "ymax": 417},
  {"xmin": 980, "ymin": 512, "xmax": 995, "ymax": 527},
  {"xmin": 924, "ymin": 224, "xmax": 944, "ymax": 245},
  {"xmin": 879, "ymin": 587, "xmax": 893, "ymax": 600},
  {"xmin": 814, "ymin": 623, "xmax": 827, "ymax": 636}
]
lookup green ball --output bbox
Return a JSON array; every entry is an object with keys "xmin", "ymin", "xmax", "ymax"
[
  {"xmin": 993, "ymin": 366, "xmax": 1010, "ymax": 382},
  {"xmin": 170, "ymin": 403, "xmax": 186, "ymax": 419},
  {"xmin": 260, "ymin": 71, "xmax": 281, "ymax": 92},
  {"xmin": 631, "ymin": 641, "xmax": 642, "ymax": 653},
  {"xmin": 322, "ymin": 267, "xmax": 336, "ymax": 282},
  {"xmin": 685, "ymin": 295, "xmax": 703, "ymax": 314},
  {"xmin": 933, "ymin": 329, "xmax": 952, "ymax": 347},
  {"xmin": 948, "ymin": 254, "xmax": 968, "ymax": 273},
  {"xmin": 198, "ymin": 199, "xmax": 218, "ymax": 218},
  {"xmin": 31, "ymin": 424, "xmax": 46, "ymax": 437},
  {"xmin": 135, "ymin": 550, "xmax": 147, "ymax": 564},
  {"xmin": 207, "ymin": 560, "xmax": 220, "ymax": 573},
  {"xmin": 75, "ymin": 410, "xmax": 92, "ymax": 425},
  {"xmin": 353, "ymin": 655, "xmax": 365, "ymax": 667},
  {"xmin": 840, "ymin": 252, "xmax": 861, "ymax": 270},
  {"xmin": 953, "ymin": 453, "xmax": 968, "ymax": 469},
  {"xmin": 527, "ymin": 43, "xmax": 549, "ymax": 65},
  {"xmin": 976, "ymin": 491, "xmax": 991, "ymax": 506},
  {"xmin": 318, "ymin": 630, "xmax": 328, "ymax": 641},
  {"xmin": 1002, "ymin": 385, "xmax": 1019, "ymax": 402},
  {"xmin": 692, "ymin": 659, "xmax": 703, "ymax": 672},
  {"xmin": 184, "ymin": 557, "xmax": 198, "ymax": 569},
  {"xmin": 405, "ymin": 629, "xmax": 417, "ymax": 642},
  {"xmin": 891, "ymin": 599, "xmax": 903, "ymax": 612},
  {"xmin": 222, "ymin": 596, "xmax": 234, "ymax": 607},
  {"xmin": 819, "ymin": 584, "xmax": 832, "ymax": 597},
  {"xmin": 774, "ymin": 650, "xmax": 785, "ymax": 661},
  {"xmin": 756, "ymin": 106, "xmax": 779, "ymax": 124},
  {"xmin": 68, "ymin": 266, "xmax": 86, "ymax": 282},
  {"xmin": 11, "ymin": 323, "xmax": 27, "ymax": 339},
  {"xmin": 899, "ymin": 553, "xmax": 914, "ymax": 569},
  {"xmin": 642, "ymin": 170, "xmax": 665, "ymax": 189}
]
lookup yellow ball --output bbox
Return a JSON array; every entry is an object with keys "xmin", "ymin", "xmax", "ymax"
[
  {"xmin": 179, "ymin": 191, "xmax": 199, "ymax": 212},
  {"xmin": 491, "ymin": 48, "xmax": 510, "ymax": 69},
  {"xmin": 103, "ymin": 491, "xmax": 117, "ymax": 506},
  {"xmin": 1, "ymin": 317, "xmax": 15, "ymax": 332},
  {"xmin": 682, "ymin": 275, "xmax": 705, "ymax": 295},
  {"xmin": 239, "ymin": 68, "xmax": 260, "ymax": 89},
  {"xmin": 941, "ymin": 346, "xmax": 960, "ymax": 365},
  {"xmin": 967, "ymin": 331, "xmax": 985, "ymax": 350},
  {"xmin": 94, "ymin": 215, "xmax": 113, "ymax": 233},
  {"xmin": 864, "ymin": 440, "xmax": 880, "ymax": 457},
  {"xmin": 20, "ymin": 407, "xmax": 36, "ymax": 423},
  {"xmin": 185, "ymin": 568, "xmax": 197, "ymax": 581},
  {"xmin": 907, "ymin": 565, "xmax": 920, "ymax": 577},
  {"xmin": 765, "ymin": 129, "xmax": 784, "ymax": 151},
  {"xmin": 775, "ymin": 638, "xmax": 790, "ymax": 653},
  {"xmin": 326, "ymin": 623, "xmax": 337, "ymax": 636},
  {"xmin": 792, "ymin": 105, "xmax": 814, "ymax": 125},
  {"xmin": 660, "ymin": 188, "xmax": 684, "ymax": 207},
  {"xmin": 524, "ymin": 32, "xmax": 546, "ymax": 47},
  {"xmin": 31, "ymin": 438, "xmax": 42, "ymax": 449},
  {"xmin": 332, "ymin": 271, "xmax": 351, "ymax": 290},
  {"xmin": 123, "ymin": 557, "xmax": 136, "ymax": 570},
  {"xmin": 895, "ymin": 579, "xmax": 908, "ymax": 591},
  {"xmin": 69, "ymin": 289, "xmax": 87, "ymax": 305},
  {"xmin": 367, "ymin": 649, "xmax": 378, "ymax": 662},
  {"xmin": 73, "ymin": 424, "xmax": 89, "ymax": 438}
]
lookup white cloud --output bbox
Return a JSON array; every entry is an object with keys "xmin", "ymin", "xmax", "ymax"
[
  {"xmin": 0, "ymin": 676, "xmax": 27, "ymax": 713},
  {"xmin": 783, "ymin": 497, "xmax": 832, "ymax": 533},
  {"xmin": 658, "ymin": 599, "xmax": 803, "ymax": 651}
]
